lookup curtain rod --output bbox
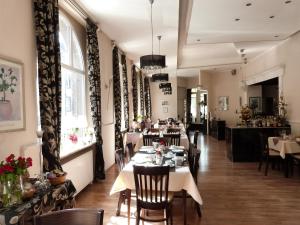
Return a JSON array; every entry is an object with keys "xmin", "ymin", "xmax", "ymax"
[{"xmin": 63, "ymin": 0, "xmax": 88, "ymax": 19}]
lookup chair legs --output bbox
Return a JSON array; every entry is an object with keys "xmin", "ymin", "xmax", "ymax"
[{"xmin": 265, "ymin": 155, "xmax": 270, "ymax": 176}]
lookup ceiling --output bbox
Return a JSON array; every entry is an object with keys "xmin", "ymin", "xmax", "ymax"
[{"xmin": 77, "ymin": 0, "xmax": 300, "ymax": 77}]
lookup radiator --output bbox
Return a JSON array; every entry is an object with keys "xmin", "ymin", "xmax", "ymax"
[{"xmin": 21, "ymin": 143, "xmax": 94, "ymax": 195}]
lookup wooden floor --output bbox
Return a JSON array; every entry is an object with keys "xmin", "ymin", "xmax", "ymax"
[{"xmin": 76, "ymin": 134, "xmax": 300, "ymax": 225}]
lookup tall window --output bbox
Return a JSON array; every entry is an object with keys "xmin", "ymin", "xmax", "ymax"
[{"xmin": 59, "ymin": 14, "xmax": 86, "ymax": 137}]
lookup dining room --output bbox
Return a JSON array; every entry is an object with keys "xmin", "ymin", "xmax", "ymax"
[{"xmin": 1, "ymin": 0, "xmax": 300, "ymax": 225}]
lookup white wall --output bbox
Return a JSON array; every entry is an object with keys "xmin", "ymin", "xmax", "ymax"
[
  {"xmin": 150, "ymin": 77, "xmax": 178, "ymax": 121},
  {"xmin": 98, "ymin": 30, "xmax": 115, "ymax": 170},
  {"xmin": 0, "ymin": 0, "xmax": 37, "ymax": 158},
  {"xmin": 243, "ymin": 31, "xmax": 300, "ymax": 135}
]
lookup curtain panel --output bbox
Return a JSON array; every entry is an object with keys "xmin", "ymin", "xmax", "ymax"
[
  {"xmin": 139, "ymin": 71, "xmax": 145, "ymax": 117},
  {"xmin": 33, "ymin": 0, "xmax": 62, "ymax": 171},
  {"xmin": 86, "ymin": 19, "xmax": 105, "ymax": 180},
  {"xmin": 186, "ymin": 89, "xmax": 192, "ymax": 124},
  {"xmin": 131, "ymin": 65, "xmax": 138, "ymax": 120},
  {"xmin": 144, "ymin": 77, "xmax": 152, "ymax": 119},
  {"xmin": 121, "ymin": 54, "xmax": 129, "ymax": 129},
  {"xmin": 112, "ymin": 46, "xmax": 123, "ymax": 149}
]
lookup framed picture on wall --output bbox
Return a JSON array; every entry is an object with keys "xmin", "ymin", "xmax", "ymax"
[
  {"xmin": 0, "ymin": 56, "xmax": 25, "ymax": 132},
  {"xmin": 218, "ymin": 96, "xmax": 229, "ymax": 111},
  {"xmin": 249, "ymin": 97, "xmax": 262, "ymax": 112}
]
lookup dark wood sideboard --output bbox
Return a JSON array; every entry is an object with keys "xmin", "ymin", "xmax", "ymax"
[
  {"xmin": 226, "ymin": 126, "xmax": 291, "ymax": 162},
  {"xmin": 209, "ymin": 120, "xmax": 226, "ymax": 140}
]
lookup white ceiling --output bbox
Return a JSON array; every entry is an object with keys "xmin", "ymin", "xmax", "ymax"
[{"xmin": 77, "ymin": 0, "xmax": 300, "ymax": 77}]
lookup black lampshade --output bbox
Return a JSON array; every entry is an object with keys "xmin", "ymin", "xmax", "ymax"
[{"xmin": 140, "ymin": 54, "xmax": 166, "ymax": 71}]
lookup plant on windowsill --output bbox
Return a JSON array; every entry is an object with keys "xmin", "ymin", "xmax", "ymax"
[{"xmin": 68, "ymin": 127, "xmax": 79, "ymax": 144}]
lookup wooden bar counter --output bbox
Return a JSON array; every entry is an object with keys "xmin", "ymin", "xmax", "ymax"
[{"xmin": 225, "ymin": 126, "xmax": 291, "ymax": 162}]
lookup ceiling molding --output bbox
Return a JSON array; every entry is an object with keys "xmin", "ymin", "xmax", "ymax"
[{"xmin": 177, "ymin": 0, "xmax": 193, "ymax": 68}]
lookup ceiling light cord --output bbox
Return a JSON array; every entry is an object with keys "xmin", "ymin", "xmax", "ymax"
[{"xmin": 151, "ymin": 1, "xmax": 154, "ymax": 55}]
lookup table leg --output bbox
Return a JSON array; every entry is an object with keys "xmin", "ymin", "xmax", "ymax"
[
  {"xmin": 182, "ymin": 189, "xmax": 187, "ymax": 225},
  {"xmin": 126, "ymin": 189, "xmax": 131, "ymax": 225},
  {"xmin": 284, "ymin": 154, "xmax": 291, "ymax": 178}
]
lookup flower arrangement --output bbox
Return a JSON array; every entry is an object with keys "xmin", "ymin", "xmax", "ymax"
[
  {"xmin": 0, "ymin": 154, "xmax": 32, "ymax": 206},
  {"xmin": 240, "ymin": 105, "xmax": 252, "ymax": 125},
  {"xmin": 0, "ymin": 154, "xmax": 32, "ymax": 181},
  {"xmin": 68, "ymin": 127, "xmax": 79, "ymax": 144}
]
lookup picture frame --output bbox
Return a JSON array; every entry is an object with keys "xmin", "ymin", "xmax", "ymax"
[
  {"xmin": 161, "ymin": 100, "xmax": 168, "ymax": 106},
  {"xmin": 218, "ymin": 96, "xmax": 229, "ymax": 111},
  {"xmin": 0, "ymin": 56, "xmax": 25, "ymax": 132},
  {"xmin": 249, "ymin": 97, "xmax": 262, "ymax": 112}
]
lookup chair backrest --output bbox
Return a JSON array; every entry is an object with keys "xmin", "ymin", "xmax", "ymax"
[
  {"xmin": 163, "ymin": 134, "xmax": 180, "ymax": 146},
  {"xmin": 34, "ymin": 208, "xmax": 104, "ymax": 225},
  {"xmin": 126, "ymin": 143, "xmax": 134, "ymax": 161},
  {"xmin": 149, "ymin": 128, "xmax": 160, "ymax": 133},
  {"xmin": 193, "ymin": 131, "xmax": 199, "ymax": 146},
  {"xmin": 188, "ymin": 144, "xmax": 201, "ymax": 183},
  {"xmin": 167, "ymin": 128, "xmax": 181, "ymax": 134},
  {"xmin": 133, "ymin": 165, "xmax": 170, "ymax": 208},
  {"xmin": 258, "ymin": 132, "xmax": 268, "ymax": 155},
  {"xmin": 143, "ymin": 134, "xmax": 159, "ymax": 146},
  {"xmin": 115, "ymin": 148, "xmax": 125, "ymax": 172}
]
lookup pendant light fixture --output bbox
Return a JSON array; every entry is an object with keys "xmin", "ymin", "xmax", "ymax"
[
  {"xmin": 140, "ymin": 0, "xmax": 166, "ymax": 73},
  {"xmin": 152, "ymin": 35, "xmax": 168, "ymax": 79}
]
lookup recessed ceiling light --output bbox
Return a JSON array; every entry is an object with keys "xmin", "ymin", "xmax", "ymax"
[
  {"xmin": 196, "ymin": 39, "xmax": 200, "ymax": 42},
  {"xmin": 274, "ymin": 35, "xmax": 279, "ymax": 38},
  {"xmin": 285, "ymin": 0, "xmax": 292, "ymax": 4},
  {"xmin": 269, "ymin": 15, "xmax": 275, "ymax": 19},
  {"xmin": 246, "ymin": 3, "xmax": 252, "ymax": 6},
  {"xmin": 240, "ymin": 49, "xmax": 245, "ymax": 53},
  {"xmin": 235, "ymin": 18, "xmax": 240, "ymax": 21}
]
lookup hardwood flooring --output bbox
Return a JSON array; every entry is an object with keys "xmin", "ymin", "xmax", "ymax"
[{"xmin": 76, "ymin": 134, "xmax": 300, "ymax": 225}]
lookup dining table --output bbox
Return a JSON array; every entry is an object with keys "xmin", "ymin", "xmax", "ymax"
[
  {"xmin": 110, "ymin": 147, "xmax": 203, "ymax": 225},
  {"xmin": 268, "ymin": 137, "xmax": 300, "ymax": 177}
]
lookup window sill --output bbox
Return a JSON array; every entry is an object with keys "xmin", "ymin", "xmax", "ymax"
[{"xmin": 60, "ymin": 141, "xmax": 96, "ymax": 165}]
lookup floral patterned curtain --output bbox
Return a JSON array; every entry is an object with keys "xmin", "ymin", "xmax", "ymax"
[
  {"xmin": 139, "ymin": 71, "xmax": 145, "ymax": 117},
  {"xmin": 186, "ymin": 89, "xmax": 192, "ymax": 124},
  {"xmin": 86, "ymin": 18, "xmax": 105, "ymax": 180},
  {"xmin": 33, "ymin": 0, "xmax": 62, "ymax": 171},
  {"xmin": 144, "ymin": 77, "xmax": 152, "ymax": 119},
  {"xmin": 113, "ymin": 46, "xmax": 122, "ymax": 149},
  {"xmin": 132, "ymin": 65, "xmax": 138, "ymax": 120},
  {"xmin": 121, "ymin": 54, "xmax": 129, "ymax": 129}
]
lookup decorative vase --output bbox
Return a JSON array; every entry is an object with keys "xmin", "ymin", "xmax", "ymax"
[
  {"xmin": 0, "ymin": 100, "xmax": 13, "ymax": 120},
  {"xmin": 2, "ymin": 179, "xmax": 14, "ymax": 207},
  {"xmin": 1, "ymin": 175, "xmax": 24, "ymax": 207}
]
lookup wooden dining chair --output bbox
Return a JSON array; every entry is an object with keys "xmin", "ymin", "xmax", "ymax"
[
  {"xmin": 125, "ymin": 142, "xmax": 134, "ymax": 161},
  {"xmin": 187, "ymin": 144, "xmax": 202, "ymax": 217},
  {"xmin": 193, "ymin": 131, "xmax": 199, "ymax": 146},
  {"xmin": 163, "ymin": 134, "xmax": 180, "ymax": 146},
  {"xmin": 290, "ymin": 154, "xmax": 300, "ymax": 176},
  {"xmin": 34, "ymin": 208, "xmax": 104, "ymax": 225},
  {"xmin": 143, "ymin": 134, "xmax": 159, "ymax": 146},
  {"xmin": 133, "ymin": 165, "xmax": 173, "ymax": 225},
  {"xmin": 258, "ymin": 133, "xmax": 282, "ymax": 176},
  {"xmin": 167, "ymin": 128, "xmax": 181, "ymax": 134},
  {"xmin": 115, "ymin": 149, "xmax": 131, "ymax": 220},
  {"xmin": 149, "ymin": 128, "xmax": 159, "ymax": 133}
]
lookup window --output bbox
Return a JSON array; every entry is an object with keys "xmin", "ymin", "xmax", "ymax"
[{"xmin": 59, "ymin": 14, "xmax": 87, "ymax": 146}]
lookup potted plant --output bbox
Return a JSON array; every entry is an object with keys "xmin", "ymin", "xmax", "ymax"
[{"xmin": 0, "ymin": 66, "xmax": 18, "ymax": 120}]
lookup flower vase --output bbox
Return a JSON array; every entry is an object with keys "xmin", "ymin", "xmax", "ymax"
[
  {"xmin": 13, "ymin": 175, "xmax": 24, "ymax": 204},
  {"xmin": 2, "ymin": 179, "xmax": 14, "ymax": 207}
]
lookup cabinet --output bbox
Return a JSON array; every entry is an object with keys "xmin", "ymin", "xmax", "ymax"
[{"xmin": 210, "ymin": 120, "xmax": 225, "ymax": 140}]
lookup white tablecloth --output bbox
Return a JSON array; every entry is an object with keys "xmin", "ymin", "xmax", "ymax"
[
  {"xmin": 133, "ymin": 134, "xmax": 190, "ymax": 152},
  {"xmin": 268, "ymin": 137, "xmax": 300, "ymax": 158},
  {"xmin": 110, "ymin": 161, "xmax": 203, "ymax": 205}
]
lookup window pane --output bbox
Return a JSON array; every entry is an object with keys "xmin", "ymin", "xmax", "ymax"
[
  {"xmin": 72, "ymin": 31, "xmax": 84, "ymax": 71},
  {"xmin": 61, "ymin": 68, "xmax": 86, "ymax": 130},
  {"xmin": 59, "ymin": 16, "xmax": 71, "ymax": 65}
]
